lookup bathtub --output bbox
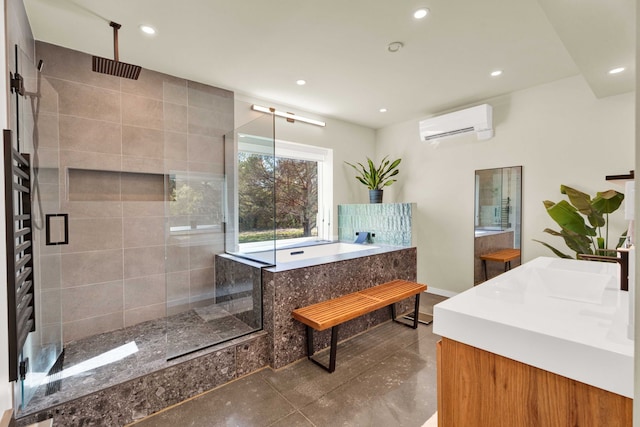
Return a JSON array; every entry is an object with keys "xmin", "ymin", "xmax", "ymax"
[{"xmin": 243, "ymin": 242, "xmax": 380, "ymax": 266}]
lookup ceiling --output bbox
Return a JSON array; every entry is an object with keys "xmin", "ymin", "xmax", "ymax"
[{"xmin": 23, "ymin": 0, "xmax": 635, "ymax": 129}]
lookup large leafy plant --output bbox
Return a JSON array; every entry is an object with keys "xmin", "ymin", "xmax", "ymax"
[
  {"xmin": 345, "ymin": 156, "xmax": 401, "ymax": 190},
  {"xmin": 534, "ymin": 185, "xmax": 625, "ymax": 259}
]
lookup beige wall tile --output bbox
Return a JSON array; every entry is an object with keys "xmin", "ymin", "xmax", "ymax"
[
  {"xmin": 38, "ymin": 113, "xmax": 59, "ymax": 149},
  {"xmin": 187, "ymin": 81, "xmax": 233, "ymax": 110},
  {"xmin": 121, "ymin": 171, "xmax": 165, "ymax": 201},
  {"xmin": 39, "ymin": 77, "xmax": 60, "ymax": 115},
  {"xmin": 166, "ymin": 270, "xmax": 190, "ymax": 302},
  {"xmin": 189, "ymin": 242, "xmax": 222, "ymax": 269},
  {"xmin": 35, "ymin": 163, "xmax": 60, "ymax": 185},
  {"xmin": 122, "ymin": 94, "xmax": 163, "ymax": 130},
  {"xmin": 123, "ymin": 216, "xmax": 164, "ymax": 248},
  {"xmin": 187, "ymin": 105, "xmax": 231, "ymax": 137},
  {"xmin": 39, "ymin": 254, "xmax": 62, "ymax": 290},
  {"xmin": 120, "ymin": 68, "xmax": 185, "ymax": 101},
  {"xmin": 39, "ymin": 324, "xmax": 63, "ymax": 347},
  {"xmin": 188, "ymin": 134, "xmax": 223, "ymax": 164},
  {"xmin": 62, "ymin": 217, "xmax": 123, "ymax": 253},
  {"xmin": 164, "ymin": 131, "xmax": 188, "ymax": 161},
  {"xmin": 124, "ymin": 303, "xmax": 165, "ymax": 327},
  {"xmin": 189, "ymin": 267, "xmax": 215, "ymax": 302},
  {"xmin": 124, "ymin": 245, "xmax": 165, "ymax": 278},
  {"xmin": 164, "ymin": 81, "xmax": 188, "ymax": 105},
  {"xmin": 40, "ymin": 288, "xmax": 62, "ymax": 324},
  {"xmin": 122, "ymin": 126, "xmax": 164, "ymax": 159},
  {"xmin": 61, "ymin": 280, "xmax": 123, "ymax": 322},
  {"xmin": 63, "ymin": 312, "xmax": 123, "ymax": 343},
  {"xmin": 166, "ymin": 299, "xmax": 190, "ymax": 317},
  {"xmin": 163, "ymin": 102, "xmax": 188, "ymax": 133},
  {"xmin": 37, "ymin": 41, "xmax": 121, "ymax": 91},
  {"xmin": 165, "ymin": 159, "xmax": 188, "ymax": 174},
  {"xmin": 33, "ymin": 147, "xmax": 60, "ymax": 171},
  {"xmin": 61, "ymin": 249, "xmax": 123, "ymax": 287},
  {"xmin": 124, "ymin": 274, "xmax": 166, "ymax": 310},
  {"xmin": 166, "ymin": 244, "xmax": 189, "ymax": 273},
  {"xmin": 48, "ymin": 78, "xmax": 121, "ymax": 122},
  {"xmin": 59, "ymin": 115, "xmax": 122, "ymax": 154},
  {"xmin": 121, "ymin": 156, "xmax": 165, "ymax": 175},
  {"xmin": 37, "ymin": 183, "xmax": 60, "ymax": 203},
  {"xmin": 123, "ymin": 201, "xmax": 165, "ymax": 217},
  {"xmin": 68, "ymin": 169, "xmax": 121, "ymax": 201},
  {"xmin": 64, "ymin": 201, "xmax": 123, "ymax": 218},
  {"xmin": 188, "ymin": 161, "xmax": 224, "ymax": 175},
  {"xmin": 61, "ymin": 149, "xmax": 122, "ymax": 172}
]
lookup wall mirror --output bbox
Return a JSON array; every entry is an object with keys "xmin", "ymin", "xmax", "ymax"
[{"xmin": 474, "ymin": 166, "xmax": 522, "ymax": 284}]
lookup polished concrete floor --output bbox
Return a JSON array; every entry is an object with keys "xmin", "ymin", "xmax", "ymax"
[{"xmin": 129, "ymin": 293, "xmax": 446, "ymax": 427}]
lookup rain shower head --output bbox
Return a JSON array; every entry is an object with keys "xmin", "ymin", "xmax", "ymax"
[{"xmin": 92, "ymin": 21, "xmax": 141, "ymax": 80}]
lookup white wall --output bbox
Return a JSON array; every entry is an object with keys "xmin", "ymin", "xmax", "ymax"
[
  {"xmin": 0, "ymin": 0, "xmax": 9, "ymax": 414},
  {"xmin": 376, "ymin": 75, "xmax": 634, "ymax": 294},
  {"xmin": 234, "ymin": 95, "xmax": 377, "ymax": 238}
]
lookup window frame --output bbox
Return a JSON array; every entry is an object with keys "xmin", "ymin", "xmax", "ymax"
[{"xmin": 237, "ymin": 135, "xmax": 333, "ymax": 252}]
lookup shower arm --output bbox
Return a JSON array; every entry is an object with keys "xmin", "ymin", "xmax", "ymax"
[{"xmin": 110, "ymin": 21, "xmax": 121, "ymax": 62}]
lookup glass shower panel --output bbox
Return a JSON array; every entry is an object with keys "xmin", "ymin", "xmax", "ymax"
[
  {"xmin": 11, "ymin": 45, "xmax": 63, "ymax": 410},
  {"xmin": 164, "ymin": 90, "xmax": 271, "ymax": 359},
  {"xmin": 225, "ymin": 114, "xmax": 276, "ymax": 265}
]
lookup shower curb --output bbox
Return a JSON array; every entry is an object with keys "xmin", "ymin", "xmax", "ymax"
[{"xmin": 15, "ymin": 331, "xmax": 269, "ymax": 427}]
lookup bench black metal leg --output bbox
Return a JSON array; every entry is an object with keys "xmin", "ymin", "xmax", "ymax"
[
  {"xmin": 483, "ymin": 259, "xmax": 488, "ymax": 281},
  {"xmin": 392, "ymin": 293, "xmax": 422, "ymax": 329},
  {"xmin": 412, "ymin": 293, "xmax": 421, "ymax": 329},
  {"xmin": 306, "ymin": 325, "xmax": 339, "ymax": 373},
  {"xmin": 306, "ymin": 325, "xmax": 314, "ymax": 360}
]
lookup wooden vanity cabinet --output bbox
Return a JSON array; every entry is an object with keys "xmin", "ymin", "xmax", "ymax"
[{"xmin": 437, "ymin": 338, "xmax": 632, "ymax": 427}]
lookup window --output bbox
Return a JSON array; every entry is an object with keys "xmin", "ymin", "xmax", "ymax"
[{"xmin": 237, "ymin": 135, "xmax": 333, "ymax": 251}]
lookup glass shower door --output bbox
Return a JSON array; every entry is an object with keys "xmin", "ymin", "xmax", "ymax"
[{"xmin": 10, "ymin": 45, "xmax": 63, "ymax": 410}]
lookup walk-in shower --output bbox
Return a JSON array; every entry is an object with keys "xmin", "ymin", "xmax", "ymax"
[{"xmin": 8, "ymin": 41, "xmax": 274, "ymax": 419}]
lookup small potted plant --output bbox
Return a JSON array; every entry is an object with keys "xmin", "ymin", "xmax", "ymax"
[{"xmin": 345, "ymin": 156, "xmax": 401, "ymax": 203}]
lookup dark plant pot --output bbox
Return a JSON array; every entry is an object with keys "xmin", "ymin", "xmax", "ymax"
[{"xmin": 369, "ymin": 189, "xmax": 383, "ymax": 204}]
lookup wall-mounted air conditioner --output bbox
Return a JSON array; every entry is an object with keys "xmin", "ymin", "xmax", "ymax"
[{"xmin": 419, "ymin": 104, "xmax": 493, "ymax": 142}]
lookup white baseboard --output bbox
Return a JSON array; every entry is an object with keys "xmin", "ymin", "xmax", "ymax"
[{"xmin": 425, "ymin": 287, "xmax": 458, "ymax": 298}]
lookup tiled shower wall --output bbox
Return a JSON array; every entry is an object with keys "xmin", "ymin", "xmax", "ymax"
[
  {"xmin": 337, "ymin": 203, "xmax": 416, "ymax": 247},
  {"xmin": 35, "ymin": 42, "xmax": 233, "ymax": 343}
]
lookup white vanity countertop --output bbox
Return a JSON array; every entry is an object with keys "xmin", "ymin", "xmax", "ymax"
[{"xmin": 433, "ymin": 256, "xmax": 633, "ymax": 398}]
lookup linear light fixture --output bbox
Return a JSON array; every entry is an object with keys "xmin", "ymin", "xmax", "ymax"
[{"xmin": 251, "ymin": 104, "xmax": 326, "ymax": 127}]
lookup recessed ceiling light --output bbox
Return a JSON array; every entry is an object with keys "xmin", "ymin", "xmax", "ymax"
[
  {"xmin": 490, "ymin": 70, "xmax": 503, "ymax": 77},
  {"xmin": 387, "ymin": 42, "xmax": 404, "ymax": 53},
  {"xmin": 414, "ymin": 8, "xmax": 429, "ymax": 19},
  {"xmin": 140, "ymin": 25, "xmax": 156, "ymax": 35},
  {"xmin": 608, "ymin": 67, "xmax": 625, "ymax": 75},
  {"xmin": 379, "ymin": 108, "xmax": 387, "ymax": 113},
  {"xmin": 296, "ymin": 79, "xmax": 306, "ymax": 86}
]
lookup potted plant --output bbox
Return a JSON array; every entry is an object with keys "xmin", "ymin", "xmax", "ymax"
[
  {"xmin": 345, "ymin": 156, "xmax": 401, "ymax": 203},
  {"xmin": 533, "ymin": 184, "xmax": 626, "ymax": 258}
]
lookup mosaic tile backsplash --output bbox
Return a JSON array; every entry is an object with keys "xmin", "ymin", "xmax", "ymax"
[{"xmin": 338, "ymin": 203, "xmax": 416, "ymax": 247}]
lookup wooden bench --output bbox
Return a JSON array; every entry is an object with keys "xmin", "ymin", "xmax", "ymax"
[
  {"xmin": 479, "ymin": 248, "xmax": 521, "ymax": 281},
  {"xmin": 291, "ymin": 279, "xmax": 427, "ymax": 373}
]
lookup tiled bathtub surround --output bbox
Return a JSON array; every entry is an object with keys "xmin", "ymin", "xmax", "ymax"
[
  {"xmin": 338, "ymin": 203, "xmax": 416, "ymax": 247},
  {"xmin": 262, "ymin": 247, "xmax": 418, "ymax": 368},
  {"xmin": 35, "ymin": 41, "xmax": 234, "ymax": 343}
]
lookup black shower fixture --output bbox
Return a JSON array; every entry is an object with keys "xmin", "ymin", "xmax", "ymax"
[{"xmin": 92, "ymin": 21, "xmax": 141, "ymax": 80}]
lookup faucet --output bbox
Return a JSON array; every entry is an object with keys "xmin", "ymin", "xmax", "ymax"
[{"xmin": 577, "ymin": 251, "xmax": 629, "ymax": 291}]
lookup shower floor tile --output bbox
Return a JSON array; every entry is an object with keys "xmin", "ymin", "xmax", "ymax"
[{"xmin": 20, "ymin": 305, "xmax": 258, "ymax": 417}]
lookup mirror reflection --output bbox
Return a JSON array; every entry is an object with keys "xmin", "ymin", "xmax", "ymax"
[{"xmin": 474, "ymin": 166, "xmax": 522, "ymax": 284}]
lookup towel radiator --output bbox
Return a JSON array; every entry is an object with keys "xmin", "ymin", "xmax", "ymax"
[{"xmin": 3, "ymin": 129, "xmax": 36, "ymax": 382}]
